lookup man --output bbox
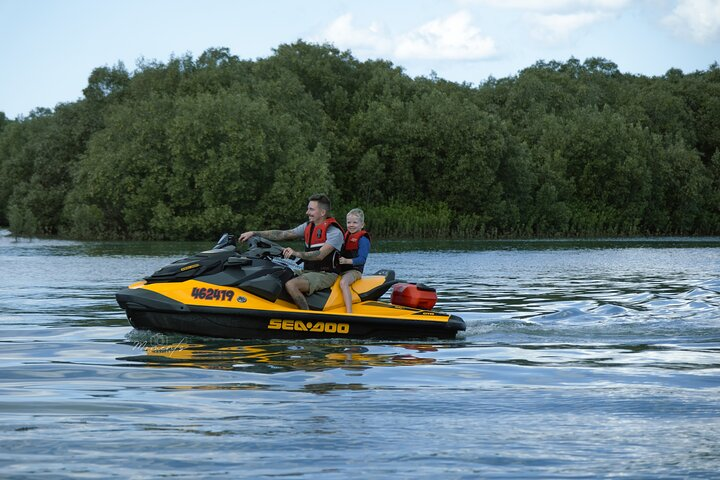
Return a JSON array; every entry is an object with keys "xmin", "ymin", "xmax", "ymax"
[{"xmin": 238, "ymin": 193, "xmax": 344, "ymax": 310}]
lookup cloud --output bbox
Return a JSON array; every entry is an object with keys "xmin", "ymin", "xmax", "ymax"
[
  {"xmin": 395, "ymin": 11, "xmax": 496, "ymax": 60},
  {"xmin": 662, "ymin": 0, "xmax": 720, "ymax": 43},
  {"xmin": 319, "ymin": 11, "xmax": 496, "ymax": 62},
  {"xmin": 529, "ymin": 10, "xmax": 613, "ymax": 44},
  {"xmin": 321, "ymin": 13, "xmax": 391, "ymax": 55},
  {"xmin": 462, "ymin": 0, "xmax": 628, "ymax": 45},
  {"xmin": 462, "ymin": 0, "xmax": 630, "ymax": 12}
]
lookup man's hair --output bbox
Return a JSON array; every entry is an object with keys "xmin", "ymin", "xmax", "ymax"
[
  {"xmin": 308, "ymin": 193, "xmax": 331, "ymax": 212},
  {"xmin": 346, "ymin": 208, "xmax": 364, "ymax": 223}
]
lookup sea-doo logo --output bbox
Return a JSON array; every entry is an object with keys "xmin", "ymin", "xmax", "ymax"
[
  {"xmin": 191, "ymin": 287, "xmax": 235, "ymax": 301},
  {"xmin": 180, "ymin": 263, "xmax": 201, "ymax": 272},
  {"xmin": 267, "ymin": 319, "xmax": 350, "ymax": 334}
]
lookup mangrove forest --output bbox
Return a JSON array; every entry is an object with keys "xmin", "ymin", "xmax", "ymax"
[{"xmin": 1, "ymin": 41, "xmax": 719, "ymax": 240}]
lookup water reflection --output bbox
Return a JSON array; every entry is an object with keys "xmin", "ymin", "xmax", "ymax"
[
  {"xmin": 121, "ymin": 335, "xmax": 438, "ymax": 373},
  {"xmin": 118, "ymin": 330, "xmax": 720, "ymax": 379}
]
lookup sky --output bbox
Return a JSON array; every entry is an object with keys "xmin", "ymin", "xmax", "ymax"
[{"xmin": 1, "ymin": 0, "xmax": 719, "ymax": 119}]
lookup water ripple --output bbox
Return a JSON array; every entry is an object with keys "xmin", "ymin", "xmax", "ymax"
[{"xmin": 2, "ymin": 234, "xmax": 720, "ymax": 478}]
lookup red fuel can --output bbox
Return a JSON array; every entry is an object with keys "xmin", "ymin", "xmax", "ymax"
[{"xmin": 390, "ymin": 283, "xmax": 438, "ymax": 310}]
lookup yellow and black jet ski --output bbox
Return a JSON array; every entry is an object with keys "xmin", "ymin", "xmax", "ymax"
[{"xmin": 116, "ymin": 235, "xmax": 465, "ymax": 340}]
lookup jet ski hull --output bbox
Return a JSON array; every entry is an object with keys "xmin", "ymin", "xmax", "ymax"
[
  {"xmin": 117, "ymin": 285, "xmax": 465, "ymax": 340},
  {"xmin": 124, "ymin": 308, "xmax": 464, "ymax": 340},
  {"xmin": 116, "ymin": 236, "xmax": 466, "ymax": 340}
]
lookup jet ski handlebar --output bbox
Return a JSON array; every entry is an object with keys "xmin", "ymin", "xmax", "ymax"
[
  {"xmin": 211, "ymin": 233, "xmax": 300, "ymax": 263},
  {"xmin": 247, "ymin": 235, "xmax": 281, "ymax": 251},
  {"xmin": 245, "ymin": 235, "xmax": 301, "ymax": 263}
]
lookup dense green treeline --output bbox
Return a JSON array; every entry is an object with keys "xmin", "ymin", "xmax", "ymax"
[{"xmin": 1, "ymin": 42, "xmax": 719, "ymax": 240}]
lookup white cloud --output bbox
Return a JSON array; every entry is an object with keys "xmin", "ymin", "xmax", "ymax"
[
  {"xmin": 395, "ymin": 11, "xmax": 496, "ymax": 60},
  {"xmin": 461, "ymin": 0, "xmax": 628, "ymax": 45},
  {"xmin": 321, "ymin": 13, "xmax": 392, "ymax": 55},
  {"xmin": 462, "ymin": 0, "xmax": 630, "ymax": 12},
  {"xmin": 319, "ymin": 11, "xmax": 496, "ymax": 62},
  {"xmin": 529, "ymin": 11, "xmax": 612, "ymax": 44},
  {"xmin": 662, "ymin": 0, "xmax": 720, "ymax": 43}
]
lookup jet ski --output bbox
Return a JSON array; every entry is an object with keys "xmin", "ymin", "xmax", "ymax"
[{"xmin": 116, "ymin": 234, "xmax": 466, "ymax": 340}]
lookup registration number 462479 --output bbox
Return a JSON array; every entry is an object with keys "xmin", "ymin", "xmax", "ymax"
[{"xmin": 190, "ymin": 287, "xmax": 234, "ymax": 301}]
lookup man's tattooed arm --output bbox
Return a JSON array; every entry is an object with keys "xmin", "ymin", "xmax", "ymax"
[
  {"xmin": 256, "ymin": 230, "xmax": 297, "ymax": 242},
  {"xmin": 295, "ymin": 250, "xmax": 322, "ymax": 260},
  {"xmin": 294, "ymin": 244, "xmax": 334, "ymax": 261}
]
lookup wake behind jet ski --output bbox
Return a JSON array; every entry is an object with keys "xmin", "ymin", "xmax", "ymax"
[{"xmin": 116, "ymin": 235, "xmax": 465, "ymax": 340}]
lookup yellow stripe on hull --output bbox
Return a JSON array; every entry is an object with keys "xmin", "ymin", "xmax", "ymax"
[{"xmin": 129, "ymin": 276, "xmax": 454, "ymax": 324}]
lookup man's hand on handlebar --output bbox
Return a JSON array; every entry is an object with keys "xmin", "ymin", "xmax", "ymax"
[{"xmin": 239, "ymin": 231, "xmax": 255, "ymax": 243}]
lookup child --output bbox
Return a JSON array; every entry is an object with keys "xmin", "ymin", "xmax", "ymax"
[{"xmin": 338, "ymin": 208, "xmax": 371, "ymax": 313}]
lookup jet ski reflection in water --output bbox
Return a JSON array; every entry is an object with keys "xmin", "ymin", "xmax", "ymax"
[
  {"xmin": 130, "ymin": 342, "xmax": 439, "ymax": 372},
  {"xmin": 116, "ymin": 234, "xmax": 466, "ymax": 340}
]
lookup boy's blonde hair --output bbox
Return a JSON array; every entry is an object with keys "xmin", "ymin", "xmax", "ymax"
[{"xmin": 346, "ymin": 208, "xmax": 364, "ymax": 224}]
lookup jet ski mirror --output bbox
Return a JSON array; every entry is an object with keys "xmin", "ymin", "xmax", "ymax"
[{"xmin": 213, "ymin": 233, "xmax": 237, "ymax": 250}]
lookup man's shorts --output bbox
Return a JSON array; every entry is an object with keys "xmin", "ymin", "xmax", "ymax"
[{"xmin": 297, "ymin": 270, "xmax": 338, "ymax": 295}]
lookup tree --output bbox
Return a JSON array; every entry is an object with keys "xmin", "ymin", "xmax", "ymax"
[
  {"xmin": 255, "ymin": 144, "xmax": 337, "ymax": 228},
  {"xmin": 2, "ymin": 44, "xmax": 719, "ymax": 239},
  {"xmin": 83, "ymin": 63, "xmax": 130, "ymax": 102}
]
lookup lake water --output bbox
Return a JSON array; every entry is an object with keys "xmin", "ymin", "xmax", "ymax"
[{"xmin": 1, "ymin": 231, "xmax": 719, "ymax": 479}]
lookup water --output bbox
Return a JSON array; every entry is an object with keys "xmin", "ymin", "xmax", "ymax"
[{"xmin": 1, "ymin": 230, "xmax": 719, "ymax": 479}]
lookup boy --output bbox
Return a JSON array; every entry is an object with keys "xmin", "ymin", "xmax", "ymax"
[{"xmin": 338, "ymin": 208, "xmax": 371, "ymax": 313}]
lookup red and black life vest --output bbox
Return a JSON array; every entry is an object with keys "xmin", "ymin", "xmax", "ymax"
[
  {"xmin": 303, "ymin": 217, "xmax": 344, "ymax": 272},
  {"xmin": 340, "ymin": 230, "xmax": 370, "ymax": 273}
]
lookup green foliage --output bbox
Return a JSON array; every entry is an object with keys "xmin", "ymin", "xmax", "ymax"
[
  {"xmin": 256, "ymin": 144, "xmax": 337, "ymax": 228},
  {"xmin": 366, "ymin": 202, "xmax": 452, "ymax": 238},
  {"xmin": 1, "ymin": 43, "xmax": 718, "ymax": 238},
  {"xmin": 62, "ymin": 203, "xmax": 104, "ymax": 239},
  {"xmin": 7, "ymin": 202, "xmax": 37, "ymax": 238}
]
